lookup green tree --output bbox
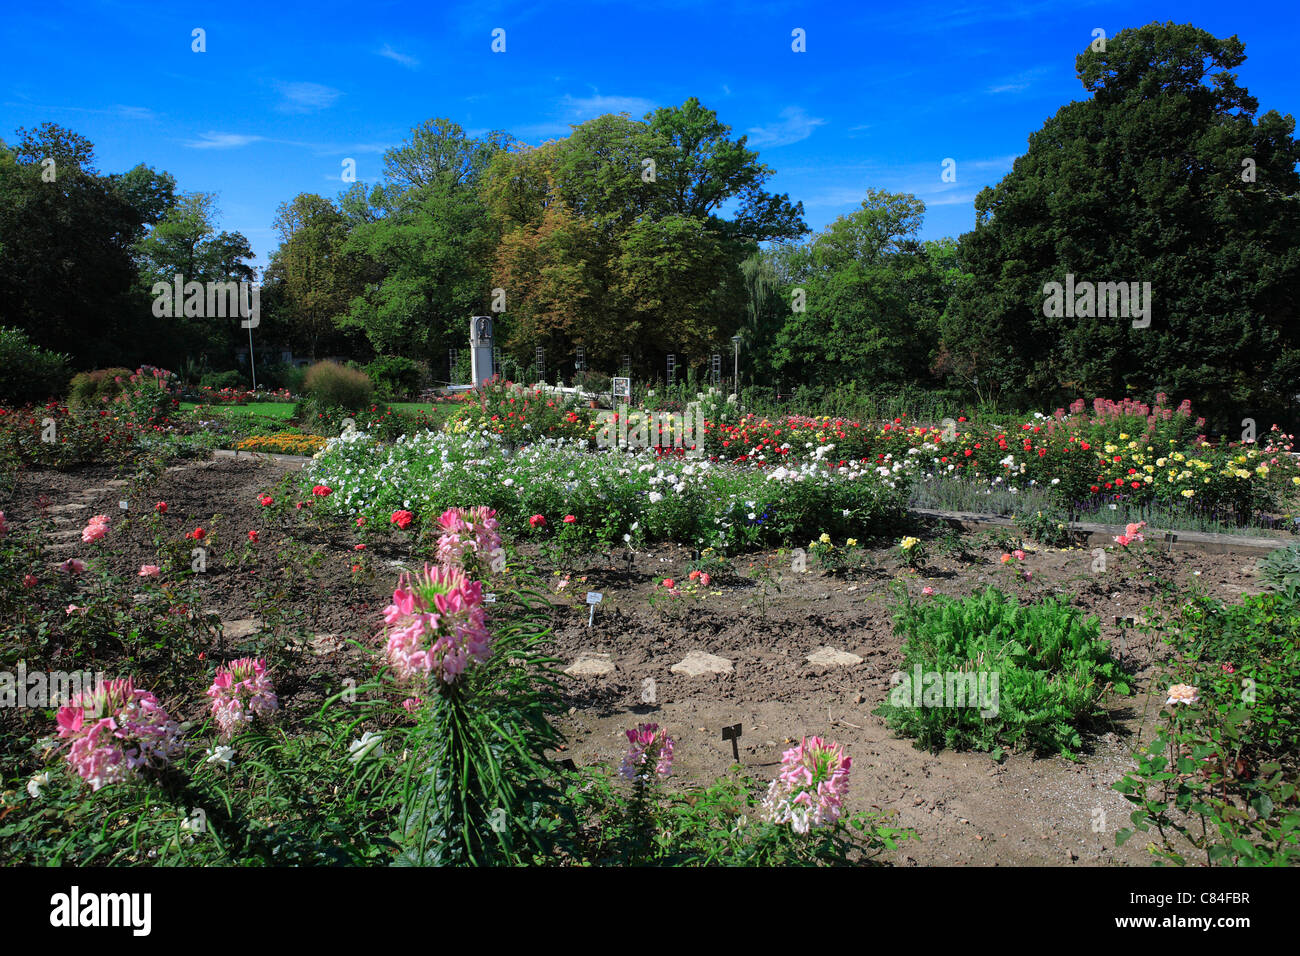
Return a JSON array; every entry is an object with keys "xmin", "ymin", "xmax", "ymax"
[
  {"xmin": 0, "ymin": 126, "xmax": 147, "ymax": 366},
  {"xmin": 945, "ymin": 22, "xmax": 1300, "ymax": 427}
]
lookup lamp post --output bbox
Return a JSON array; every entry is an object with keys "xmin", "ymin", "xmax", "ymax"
[{"xmin": 731, "ymin": 335, "xmax": 742, "ymax": 390}]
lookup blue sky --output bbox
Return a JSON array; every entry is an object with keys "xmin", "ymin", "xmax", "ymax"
[{"xmin": 3, "ymin": 0, "xmax": 1297, "ymax": 267}]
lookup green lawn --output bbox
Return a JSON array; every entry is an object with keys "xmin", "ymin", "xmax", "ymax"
[
  {"xmin": 180, "ymin": 402, "xmax": 439, "ymax": 416},
  {"xmin": 180, "ymin": 401, "xmax": 296, "ymax": 419}
]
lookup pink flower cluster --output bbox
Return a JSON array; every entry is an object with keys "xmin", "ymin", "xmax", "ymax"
[
  {"xmin": 762, "ymin": 736, "xmax": 852, "ymax": 834},
  {"xmin": 619, "ymin": 723, "xmax": 675, "ymax": 781},
  {"xmin": 206, "ymin": 657, "xmax": 279, "ymax": 738},
  {"xmin": 81, "ymin": 514, "xmax": 111, "ymax": 543},
  {"xmin": 56, "ymin": 678, "xmax": 184, "ymax": 791},
  {"xmin": 382, "ymin": 564, "xmax": 490, "ymax": 685},
  {"xmin": 435, "ymin": 507, "xmax": 503, "ymax": 573},
  {"xmin": 1114, "ymin": 521, "xmax": 1146, "ymax": 547}
]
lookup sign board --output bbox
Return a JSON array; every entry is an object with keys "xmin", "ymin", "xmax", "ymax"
[
  {"xmin": 585, "ymin": 592, "xmax": 603, "ymax": 605},
  {"xmin": 612, "ymin": 377, "xmax": 631, "ymax": 400}
]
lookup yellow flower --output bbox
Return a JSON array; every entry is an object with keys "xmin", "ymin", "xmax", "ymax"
[
  {"xmin": 1119, "ymin": 433, "xmax": 1129, "ymax": 440},
  {"xmin": 1156, "ymin": 457, "xmax": 1167, "ymax": 466},
  {"xmin": 819, "ymin": 533, "xmax": 832, "ymax": 544},
  {"xmin": 846, "ymin": 538, "xmax": 858, "ymax": 547},
  {"xmin": 1182, "ymin": 489, "xmax": 1195, "ymax": 498},
  {"xmin": 900, "ymin": 536, "xmax": 920, "ymax": 551}
]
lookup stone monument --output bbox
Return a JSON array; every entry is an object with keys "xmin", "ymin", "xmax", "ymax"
[{"xmin": 470, "ymin": 315, "xmax": 495, "ymax": 386}]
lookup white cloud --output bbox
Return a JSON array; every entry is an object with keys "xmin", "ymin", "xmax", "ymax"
[
  {"xmin": 184, "ymin": 132, "xmax": 264, "ymax": 149},
  {"xmin": 746, "ymin": 106, "xmax": 827, "ymax": 148},
  {"xmin": 559, "ymin": 93, "xmax": 656, "ymax": 118},
  {"xmin": 377, "ymin": 44, "xmax": 419, "ymax": 68},
  {"xmin": 276, "ymin": 82, "xmax": 344, "ymax": 113},
  {"xmin": 985, "ymin": 66, "xmax": 1054, "ymax": 95}
]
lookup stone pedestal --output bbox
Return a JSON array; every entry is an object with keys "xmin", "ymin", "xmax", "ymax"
[{"xmin": 470, "ymin": 316, "xmax": 495, "ymax": 385}]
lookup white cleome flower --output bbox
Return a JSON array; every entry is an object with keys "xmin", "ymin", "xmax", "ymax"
[
  {"xmin": 349, "ymin": 731, "xmax": 384, "ymax": 763},
  {"xmin": 205, "ymin": 745, "xmax": 235, "ymax": 769},
  {"xmin": 27, "ymin": 771, "xmax": 51, "ymax": 799}
]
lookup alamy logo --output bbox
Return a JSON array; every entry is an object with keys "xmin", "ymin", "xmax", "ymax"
[
  {"xmin": 0, "ymin": 664, "xmax": 105, "ymax": 708},
  {"xmin": 50, "ymin": 886, "xmax": 151, "ymax": 936},
  {"xmin": 1042, "ymin": 273, "xmax": 1151, "ymax": 328},
  {"xmin": 151, "ymin": 274, "xmax": 259, "ymax": 328},
  {"xmin": 594, "ymin": 404, "xmax": 706, "ymax": 458},
  {"xmin": 889, "ymin": 666, "xmax": 1000, "ymax": 718}
]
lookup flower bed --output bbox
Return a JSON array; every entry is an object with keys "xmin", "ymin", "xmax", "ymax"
[
  {"xmin": 304, "ymin": 429, "xmax": 909, "ymax": 550},
  {"xmin": 234, "ymin": 433, "xmax": 328, "ymax": 456}
]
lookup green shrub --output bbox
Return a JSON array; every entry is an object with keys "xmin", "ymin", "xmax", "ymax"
[
  {"xmin": 365, "ymin": 355, "xmax": 422, "ymax": 401},
  {"xmin": 68, "ymin": 368, "xmax": 135, "ymax": 408},
  {"xmin": 1114, "ymin": 592, "xmax": 1300, "ymax": 865},
  {"xmin": 875, "ymin": 585, "xmax": 1128, "ymax": 756},
  {"xmin": 0, "ymin": 327, "xmax": 70, "ymax": 404},
  {"xmin": 302, "ymin": 361, "xmax": 373, "ymax": 411},
  {"xmin": 1014, "ymin": 509, "xmax": 1077, "ymax": 548},
  {"xmin": 260, "ymin": 362, "xmax": 306, "ymax": 394},
  {"xmin": 1259, "ymin": 543, "xmax": 1300, "ymax": 593},
  {"xmin": 199, "ymin": 370, "xmax": 244, "ymax": 390}
]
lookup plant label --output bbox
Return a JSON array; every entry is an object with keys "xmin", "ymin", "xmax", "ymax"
[{"xmin": 721, "ymin": 723, "xmax": 742, "ymax": 762}]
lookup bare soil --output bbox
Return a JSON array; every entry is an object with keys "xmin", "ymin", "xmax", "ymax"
[{"xmin": 4, "ymin": 456, "xmax": 1273, "ymax": 866}]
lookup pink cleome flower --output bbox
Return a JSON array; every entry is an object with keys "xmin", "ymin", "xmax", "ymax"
[
  {"xmin": 762, "ymin": 736, "xmax": 853, "ymax": 834},
  {"xmin": 380, "ymin": 564, "xmax": 491, "ymax": 686},
  {"xmin": 619, "ymin": 723, "xmax": 675, "ymax": 781},
  {"xmin": 138, "ymin": 564, "xmax": 161, "ymax": 577},
  {"xmin": 56, "ymin": 678, "xmax": 184, "ymax": 791},
  {"xmin": 435, "ymin": 506, "xmax": 503, "ymax": 573},
  {"xmin": 206, "ymin": 658, "xmax": 279, "ymax": 739}
]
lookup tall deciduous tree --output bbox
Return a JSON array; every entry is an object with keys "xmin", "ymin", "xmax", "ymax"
[
  {"xmin": 944, "ymin": 22, "xmax": 1300, "ymax": 427},
  {"xmin": 486, "ymin": 98, "xmax": 807, "ymax": 378}
]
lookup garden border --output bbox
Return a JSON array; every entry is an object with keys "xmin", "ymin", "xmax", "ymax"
[
  {"xmin": 913, "ymin": 507, "xmax": 1289, "ymax": 556},
  {"xmin": 210, "ymin": 450, "xmax": 1290, "ymax": 556}
]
